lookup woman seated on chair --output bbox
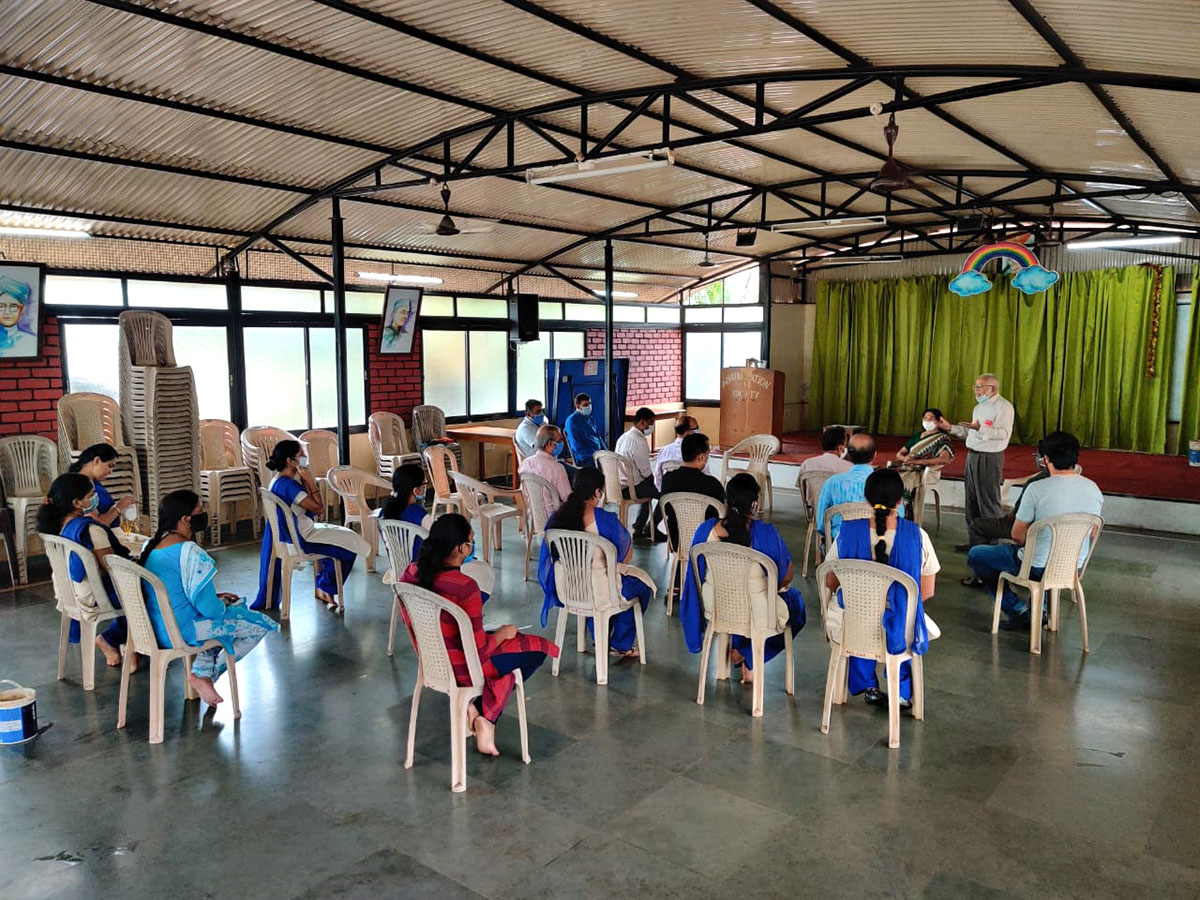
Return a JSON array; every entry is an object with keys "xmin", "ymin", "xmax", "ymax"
[
  {"xmin": 253, "ymin": 439, "xmax": 368, "ymax": 611},
  {"xmin": 893, "ymin": 408, "xmax": 955, "ymax": 467},
  {"xmin": 680, "ymin": 473, "xmax": 806, "ymax": 683},
  {"xmin": 823, "ymin": 468, "xmax": 935, "ymax": 709},
  {"xmin": 141, "ymin": 491, "xmax": 276, "ymax": 706},
  {"xmin": 400, "ymin": 514, "xmax": 557, "ymax": 756},
  {"xmin": 68, "ymin": 442, "xmax": 135, "ymax": 529},
  {"xmin": 37, "ymin": 473, "xmax": 132, "ymax": 669},
  {"xmin": 536, "ymin": 467, "xmax": 652, "ymax": 659},
  {"xmin": 380, "ymin": 463, "xmax": 428, "ymax": 526}
]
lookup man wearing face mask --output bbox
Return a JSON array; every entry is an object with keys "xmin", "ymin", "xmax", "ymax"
[
  {"xmin": 940, "ymin": 374, "xmax": 1014, "ymax": 551},
  {"xmin": 615, "ymin": 407, "xmax": 660, "ymax": 538},
  {"xmin": 515, "ymin": 399, "xmax": 549, "ymax": 460},
  {"xmin": 563, "ymin": 392, "xmax": 607, "ymax": 468}
]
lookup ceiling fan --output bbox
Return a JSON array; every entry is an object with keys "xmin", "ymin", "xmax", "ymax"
[
  {"xmin": 698, "ymin": 232, "xmax": 717, "ymax": 267},
  {"xmin": 413, "ymin": 185, "xmax": 499, "ymax": 237},
  {"xmin": 870, "ymin": 112, "xmax": 916, "ymax": 193}
]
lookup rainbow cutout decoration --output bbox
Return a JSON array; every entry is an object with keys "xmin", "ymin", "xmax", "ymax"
[{"xmin": 949, "ymin": 239, "xmax": 1059, "ymax": 297}]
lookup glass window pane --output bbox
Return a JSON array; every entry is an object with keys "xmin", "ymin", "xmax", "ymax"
[
  {"xmin": 724, "ymin": 267, "xmax": 760, "ymax": 304},
  {"xmin": 538, "ymin": 302, "xmax": 563, "ymax": 320},
  {"xmin": 45, "ymin": 275, "xmax": 123, "ymax": 307},
  {"xmin": 563, "ymin": 303, "xmax": 605, "ymax": 322},
  {"xmin": 457, "ymin": 297, "xmax": 507, "ymax": 318},
  {"xmin": 723, "ymin": 331, "xmax": 763, "ymax": 368},
  {"xmin": 686, "ymin": 282, "xmax": 724, "ymax": 306},
  {"xmin": 346, "ymin": 291, "xmax": 383, "ymax": 316},
  {"xmin": 552, "ymin": 331, "xmax": 584, "ymax": 358},
  {"xmin": 614, "ymin": 305, "xmax": 645, "ymax": 323},
  {"xmin": 685, "ymin": 332, "xmax": 721, "ymax": 400},
  {"xmin": 242, "ymin": 286, "xmax": 320, "ymax": 313},
  {"xmin": 308, "ymin": 328, "xmax": 337, "ymax": 429},
  {"xmin": 469, "ymin": 331, "xmax": 508, "ymax": 415},
  {"xmin": 723, "ymin": 305, "xmax": 763, "ymax": 323},
  {"xmin": 346, "ymin": 327, "xmax": 365, "ymax": 426},
  {"xmin": 685, "ymin": 306, "xmax": 722, "ymax": 323},
  {"xmin": 127, "ymin": 280, "xmax": 226, "ymax": 310},
  {"xmin": 647, "ymin": 306, "xmax": 681, "ymax": 324},
  {"xmin": 517, "ymin": 333, "xmax": 549, "ymax": 405},
  {"xmin": 422, "ymin": 331, "xmax": 467, "ymax": 417},
  {"xmin": 174, "ymin": 326, "xmax": 230, "ymax": 421},
  {"xmin": 64, "ymin": 323, "xmax": 119, "ymax": 398},
  {"xmin": 420, "ymin": 294, "xmax": 454, "ymax": 316},
  {"xmin": 244, "ymin": 327, "xmax": 307, "ymax": 428}
]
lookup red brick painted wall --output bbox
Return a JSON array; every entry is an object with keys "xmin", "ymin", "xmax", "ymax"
[
  {"xmin": 366, "ymin": 323, "xmax": 422, "ymax": 421},
  {"xmin": 585, "ymin": 328, "xmax": 682, "ymax": 405},
  {"xmin": 0, "ymin": 316, "xmax": 63, "ymax": 438}
]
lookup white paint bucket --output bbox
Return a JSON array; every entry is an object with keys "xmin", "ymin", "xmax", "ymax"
[
  {"xmin": 0, "ymin": 680, "xmax": 38, "ymax": 745},
  {"xmin": 1190, "ymin": 440, "xmax": 1200, "ymax": 468}
]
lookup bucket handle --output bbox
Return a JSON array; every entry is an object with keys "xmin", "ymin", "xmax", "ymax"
[{"xmin": 0, "ymin": 679, "xmax": 28, "ymax": 692}]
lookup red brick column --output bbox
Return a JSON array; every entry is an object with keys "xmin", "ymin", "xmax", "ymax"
[{"xmin": 0, "ymin": 316, "xmax": 62, "ymax": 438}]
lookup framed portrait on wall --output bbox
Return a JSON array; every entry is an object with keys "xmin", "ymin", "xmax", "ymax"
[
  {"xmin": 0, "ymin": 262, "xmax": 42, "ymax": 360},
  {"xmin": 379, "ymin": 285, "xmax": 421, "ymax": 355}
]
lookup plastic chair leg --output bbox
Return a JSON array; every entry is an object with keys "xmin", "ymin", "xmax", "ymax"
[
  {"xmin": 280, "ymin": 559, "xmax": 294, "ymax": 620},
  {"xmin": 149, "ymin": 656, "xmax": 168, "ymax": 744},
  {"xmin": 1048, "ymin": 588, "xmax": 1061, "ymax": 632},
  {"xmin": 577, "ymin": 614, "xmax": 587, "ymax": 653},
  {"xmin": 911, "ymin": 655, "xmax": 925, "ymax": 721},
  {"xmin": 1029, "ymin": 586, "xmax": 1044, "ymax": 655},
  {"xmin": 750, "ymin": 636, "xmax": 766, "ymax": 717},
  {"xmin": 387, "ymin": 596, "xmax": 400, "ymax": 656},
  {"xmin": 595, "ymin": 613, "xmax": 610, "ymax": 685},
  {"xmin": 801, "ymin": 522, "xmax": 814, "ymax": 578},
  {"xmin": 885, "ymin": 655, "xmax": 902, "ymax": 748},
  {"xmin": 80, "ymin": 619, "xmax": 98, "ymax": 691},
  {"xmin": 821, "ymin": 645, "xmax": 841, "ymax": 734},
  {"xmin": 57, "ymin": 613, "xmax": 70, "ymax": 681},
  {"xmin": 333, "ymin": 558, "xmax": 345, "ymax": 613},
  {"xmin": 514, "ymin": 672, "xmax": 531, "ymax": 765},
  {"xmin": 117, "ymin": 645, "xmax": 133, "ymax": 729},
  {"xmin": 991, "ymin": 578, "xmax": 1006, "ymax": 634},
  {"xmin": 405, "ymin": 671, "xmax": 422, "ymax": 769},
  {"xmin": 783, "ymin": 629, "xmax": 795, "ymax": 696},
  {"xmin": 696, "ymin": 628, "xmax": 715, "ymax": 705},
  {"xmin": 552, "ymin": 609, "xmax": 568, "ymax": 676},
  {"xmin": 1076, "ymin": 582, "xmax": 1089, "ymax": 654},
  {"xmin": 715, "ymin": 632, "xmax": 730, "ymax": 681},
  {"xmin": 450, "ymin": 693, "xmax": 467, "ymax": 793},
  {"xmin": 225, "ymin": 653, "xmax": 241, "ymax": 719},
  {"xmin": 183, "ymin": 655, "xmax": 198, "ymax": 699},
  {"xmin": 632, "ymin": 603, "xmax": 647, "ymax": 666},
  {"xmin": 264, "ymin": 548, "xmax": 277, "ymax": 611}
]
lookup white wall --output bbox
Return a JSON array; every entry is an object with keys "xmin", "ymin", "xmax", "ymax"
[{"xmin": 768, "ymin": 303, "xmax": 816, "ymax": 432}]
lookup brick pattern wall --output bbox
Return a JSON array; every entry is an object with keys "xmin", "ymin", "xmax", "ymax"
[
  {"xmin": 585, "ymin": 328, "xmax": 682, "ymax": 405},
  {"xmin": 366, "ymin": 323, "xmax": 422, "ymax": 421},
  {"xmin": 0, "ymin": 316, "xmax": 62, "ymax": 438}
]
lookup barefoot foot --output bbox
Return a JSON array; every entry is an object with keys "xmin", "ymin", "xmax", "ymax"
[
  {"xmin": 187, "ymin": 673, "xmax": 224, "ymax": 706},
  {"xmin": 96, "ymin": 635, "xmax": 121, "ymax": 667},
  {"xmin": 472, "ymin": 714, "xmax": 500, "ymax": 757}
]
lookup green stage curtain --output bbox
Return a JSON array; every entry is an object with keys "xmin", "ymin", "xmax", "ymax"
[
  {"xmin": 1173, "ymin": 267, "xmax": 1200, "ymax": 455},
  {"xmin": 811, "ymin": 264, "xmax": 1177, "ymax": 452}
]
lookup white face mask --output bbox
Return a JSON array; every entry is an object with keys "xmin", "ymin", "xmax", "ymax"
[
  {"xmin": 839, "ymin": 447, "xmax": 847, "ymax": 459},
  {"xmin": 297, "ymin": 455, "xmax": 310, "ymax": 468},
  {"xmin": 922, "ymin": 420, "xmax": 937, "ymax": 432},
  {"xmin": 642, "ymin": 426, "xmax": 653, "ymax": 437}
]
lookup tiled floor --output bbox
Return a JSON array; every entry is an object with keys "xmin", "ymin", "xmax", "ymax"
[{"xmin": 2, "ymin": 495, "xmax": 1199, "ymax": 898}]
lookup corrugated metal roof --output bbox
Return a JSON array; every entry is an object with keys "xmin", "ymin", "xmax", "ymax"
[{"xmin": 1034, "ymin": 0, "xmax": 1200, "ymax": 78}]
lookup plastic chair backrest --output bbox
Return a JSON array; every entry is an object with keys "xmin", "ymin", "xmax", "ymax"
[
  {"xmin": 241, "ymin": 426, "xmax": 293, "ymax": 484},
  {"xmin": 660, "ymin": 492, "xmax": 726, "ymax": 555},
  {"xmin": 299, "ymin": 429, "xmax": 339, "ymax": 477},
  {"xmin": 593, "ymin": 451, "xmax": 631, "ymax": 504},
  {"xmin": 379, "ymin": 518, "xmax": 428, "ymax": 579},
  {"xmin": 544, "ymin": 528, "xmax": 620, "ymax": 614},
  {"xmin": 818, "ymin": 559, "xmax": 918, "ymax": 661},
  {"xmin": 199, "ymin": 419, "xmax": 243, "ymax": 470},
  {"xmin": 118, "ymin": 310, "xmax": 175, "ymax": 368},
  {"xmin": 726, "ymin": 434, "xmax": 780, "ymax": 475},
  {"xmin": 921, "ymin": 465, "xmax": 943, "ymax": 487},
  {"xmin": 326, "ymin": 465, "xmax": 387, "ymax": 518},
  {"xmin": 449, "ymin": 471, "xmax": 487, "ymax": 518},
  {"xmin": 107, "ymin": 555, "xmax": 188, "ymax": 653},
  {"xmin": 369, "ymin": 411, "xmax": 413, "ymax": 458},
  {"xmin": 57, "ymin": 392, "xmax": 124, "ymax": 470},
  {"xmin": 411, "ymin": 405, "xmax": 448, "ymax": 445},
  {"xmin": 797, "ymin": 470, "xmax": 832, "ymax": 518},
  {"xmin": 823, "ymin": 501, "xmax": 873, "ymax": 548},
  {"xmin": 424, "ymin": 445, "xmax": 459, "ymax": 501},
  {"xmin": 0, "ymin": 435, "xmax": 57, "ymax": 497},
  {"xmin": 395, "ymin": 581, "xmax": 484, "ymax": 691},
  {"xmin": 520, "ymin": 473, "xmax": 558, "ymax": 533},
  {"xmin": 1018, "ymin": 513, "xmax": 1104, "ymax": 587},
  {"xmin": 512, "ymin": 437, "xmax": 531, "ymax": 465},
  {"xmin": 40, "ymin": 532, "xmax": 117, "ymax": 618},
  {"xmin": 689, "ymin": 541, "xmax": 778, "ymax": 635},
  {"xmin": 660, "ymin": 459, "xmax": 682, "ymax": 476},
  {"xmin": 259, "ymin": 486, "xmax": 306, "ymax": 557}
]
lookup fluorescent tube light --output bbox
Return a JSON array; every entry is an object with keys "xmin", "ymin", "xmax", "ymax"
[
  {"xmin": 809, "ymin": 254, "xmax": 904, "ymax": 266},
  {"xmin": 357, "ymin": 271, "xmax": 443, "ymax": 285},
  {"xmin": 593, "ymin": 289, "xmax": 640, "ymax": 299},
  {"xmin": 0, "ymin": 225, "xmax": 91, "ymax": 239},
  {"xmin": 1066, "ymin": 235, "xmax": 1182, "ymax": 250},
  {"xmin": 527, "ymin": 149, "xmax": 674, "ymax": 185},
  {"xmin": 771, "ymin": 215, "xmax": 887, "ymax": 233}
]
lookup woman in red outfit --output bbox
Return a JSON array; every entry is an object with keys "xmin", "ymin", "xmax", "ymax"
[{"xmin": 399, "ymin": 514, "xmax": 557, "ymax": 756}]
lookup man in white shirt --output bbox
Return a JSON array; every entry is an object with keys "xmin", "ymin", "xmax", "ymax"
[
  {"xmin": 798, "ymin": 425, "xmax": 852, "ymax": 481},
  {"xmin": 518, "ymin": 425, "xmax": 571, "ymax": 521},
  {"xmin": 652, "ymin": 414, "xmax": 698, "ymax": 491},
  {"xmin": 940, "ymin": 373, "xmax": 1014, "ymax": 550},
  {"xmin": 615, "ymin": 407, "xmax": 659, "ymax": 537},
  {"xmin": 514, "ymin": 399, "xmax": 546, "ymax": 460}
]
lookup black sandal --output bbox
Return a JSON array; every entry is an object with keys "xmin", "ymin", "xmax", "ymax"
[{"xmin": 961, "ymin": 576, "xmax": 987, "ymax": 588}]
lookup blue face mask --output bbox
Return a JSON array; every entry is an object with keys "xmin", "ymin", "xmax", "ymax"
[
  {"xmin": 580, "ymin": 405, "xmax": 592, "ymax": 416},
  {"xmin": 464, "ymin": 541, "xmax": 476, "ymax": 563},
  {"xmin": 531, "ymin": 413, "xmax": 545, "ymax": 425},
  {"xmin": 83, "ymin": 493, "xmax": 99, "ymax": 515}
]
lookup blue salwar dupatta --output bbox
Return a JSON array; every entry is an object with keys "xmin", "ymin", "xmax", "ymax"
[{"xmin": 61, "ymin": 514, "xmax": 128, "ymax": 645}]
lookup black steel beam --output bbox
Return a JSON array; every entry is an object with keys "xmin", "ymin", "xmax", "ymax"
[{"xmin": 262, "ymin": 235, "xmax": 334, "ymax": 284}]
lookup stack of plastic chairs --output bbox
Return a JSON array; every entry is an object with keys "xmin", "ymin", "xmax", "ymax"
[
  {"xmin": 241, "ymin": 425, "xmax": 296, "ymax": 498},
  {"xmin": 198, "ymin": 419, "xmax": 257, "ymax": 545},
  {"xmin": 117, "ymin": 310, "xmax": 199, "ymax": 532},
  {"xmin": 411, "ymin": 405, "xmax": 463, "ymax": 470},
  {"xmin": 57, "ymin": 392, "xmax": 143, "ymax": 516}
]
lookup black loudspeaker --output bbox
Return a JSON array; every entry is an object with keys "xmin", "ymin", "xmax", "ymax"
[{"xmin": 510, "ymin": 293, "xmax": 539, "ymax": 342}]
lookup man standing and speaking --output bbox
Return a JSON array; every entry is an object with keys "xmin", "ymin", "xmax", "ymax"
[{"xmin": 941, "ymin": 373, "xmax": 1014, "ymax": 552}]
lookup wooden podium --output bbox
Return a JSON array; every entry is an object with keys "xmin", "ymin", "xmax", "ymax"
[{"xmin": 719, "ymin": 367, "xmax": 785, "ymax": 447}]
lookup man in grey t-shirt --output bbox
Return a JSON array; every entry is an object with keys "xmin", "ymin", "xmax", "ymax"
[{"xmin": 966, "ymin": 431, "xmax": 1102, "ymax": 630}]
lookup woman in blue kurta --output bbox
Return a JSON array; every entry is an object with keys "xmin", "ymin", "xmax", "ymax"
[
  {"xmin": 680, "ymin": 473, "xmax": 805, "ymax": 682},
  {"xmin": 37, "ymin": 473, "xmax": 131, "ymax": 667},
  {"xmin": 824, "ymin": 468, "xmax": 934, "ymax": 707},
  {"xmin": 142, "ymin": 490, "xmax": 276, "ymax": 706},
  {"xmin": 380, "ymin": 462, "xmax": 428, "ymax": 555},
  {"xmin": 68, "ymin": 443, "xmax": 135, "ymax": 530},
  {"xmin": 538, "ymin": 467, "xmax": 651, "ymax": 657},
  {"xmin": 253, "ymin": 440, "xmax": 368, "ymax": 612}
]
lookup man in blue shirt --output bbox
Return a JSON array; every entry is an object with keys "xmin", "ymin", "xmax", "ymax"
[
  {"xmin": 563, "ymin": 392, "xmax": 606, "ymax": 467},
  {"xmin": 816, "ymin": 432, "xmax": 879, "ymax": 543}
]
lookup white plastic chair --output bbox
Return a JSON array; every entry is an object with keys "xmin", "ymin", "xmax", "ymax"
[
  {"xmin": 379, "ymin": 518, "xmax": 429, "ymax": 656},
  {"xmin": 690, "ymin": 541, "xmax": 794, "ymax": 717},
  {"xmin": 396, "ymin": 581, "xmax": 530, "ymax": 793},
  {"xmin": 198, "ymin": 419, "xmax": 257, "ymax": 545},
  {"xmin": 520, "ymin": 472, "xmax": 559, "ymax": 581},
  {"xmin": 107, "ymin": 555, "xmax": 240, "ymax": 744},
  {"xmin": 594, "ymin": 450, "xmax": 641, "ymax": 528},
  {"xmin": 992, "ymin": 513, "xmax": 1104, "ymax": 654},
  {"xmin": 719, "ymin": 434, "xmax": 780, "ymax": 510},
  {"xmin": 259, "ymin": 487, "xmax": 346, "ymax": 618},
  {"xmin": 659, "ymin": 492, "xmax": 726, "ymax": 616},
  {"xmin": 325, "ymin": 465, "xmax": 391, "ymax": 574},
  {"xmin": 816, "ymin": 559, "xmax": 924, "ymax": 749},
  {"xmin": 241, "ymin": 425, "xmax": 296, "ymax": 505},
  {"xmin": 41, "ymin": 533, "xmax": 123, "ymax": 691},
  {"xmin": 368, "ymin": 412, "xmax": 423, "ymax": 480},
  {"xmin": 0, "ymin": 434, "xmax": 58, "ymax": 583},
  {"xmin": 821, "ymin": 501, "xmax": 873, "ymax": 561},
  {"xmin": 512, "ymin": 436, "xmax": 531, "ymax": 468},
  {"xmin": 57, "ymin": 392, "xmax": 143, "ymax": 516},
  {"xmin": 411, "ymin": 405, "xmax": 464, "ymax": 468},
  {"xmin": 450, "ymin": 471, "xmax": 523, "ymax": 564},
  {"xmin": 424, "ymin": 445, "xmax": 463, "ymax": 519},
  {"xmin": 543, "ymin": 528, "xmax": 654, "ymax": 685},
  {"xmin": 797, "ymin": 470, "xmax": 832, "ymax": 578},
  {"xmin": 299, "ymin": 429, "xmax": 341, "ymax": 520}
]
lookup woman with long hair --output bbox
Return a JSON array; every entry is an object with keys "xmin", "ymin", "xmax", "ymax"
[
  {"xmin": 823, "ymin": 468, "xmax": 936, "ymax": 708},
  {"xmin": 536, "ymin": 467, "xmax": 652, "ymax": 659},
  {"xmin": 68, "ymin": 442, "xmax": 135, "ymax": 529},
  {"xmin": 141, "ymin": 490, "xmax": 277, "ymax": 706},
  {"xmin": 399, "ymin": 514, "xmax": 557, "ymax": 756},
  {"xmin": 37, "ymin": 472, "xmax": 132, "ymax": 668},
  {"xmin": 253, "ymin": 439, "xmax": 369, "ymax": 611},
  {"xmin": 679, "ymin": 473, "xmax": 806, "ymax": 683}
]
